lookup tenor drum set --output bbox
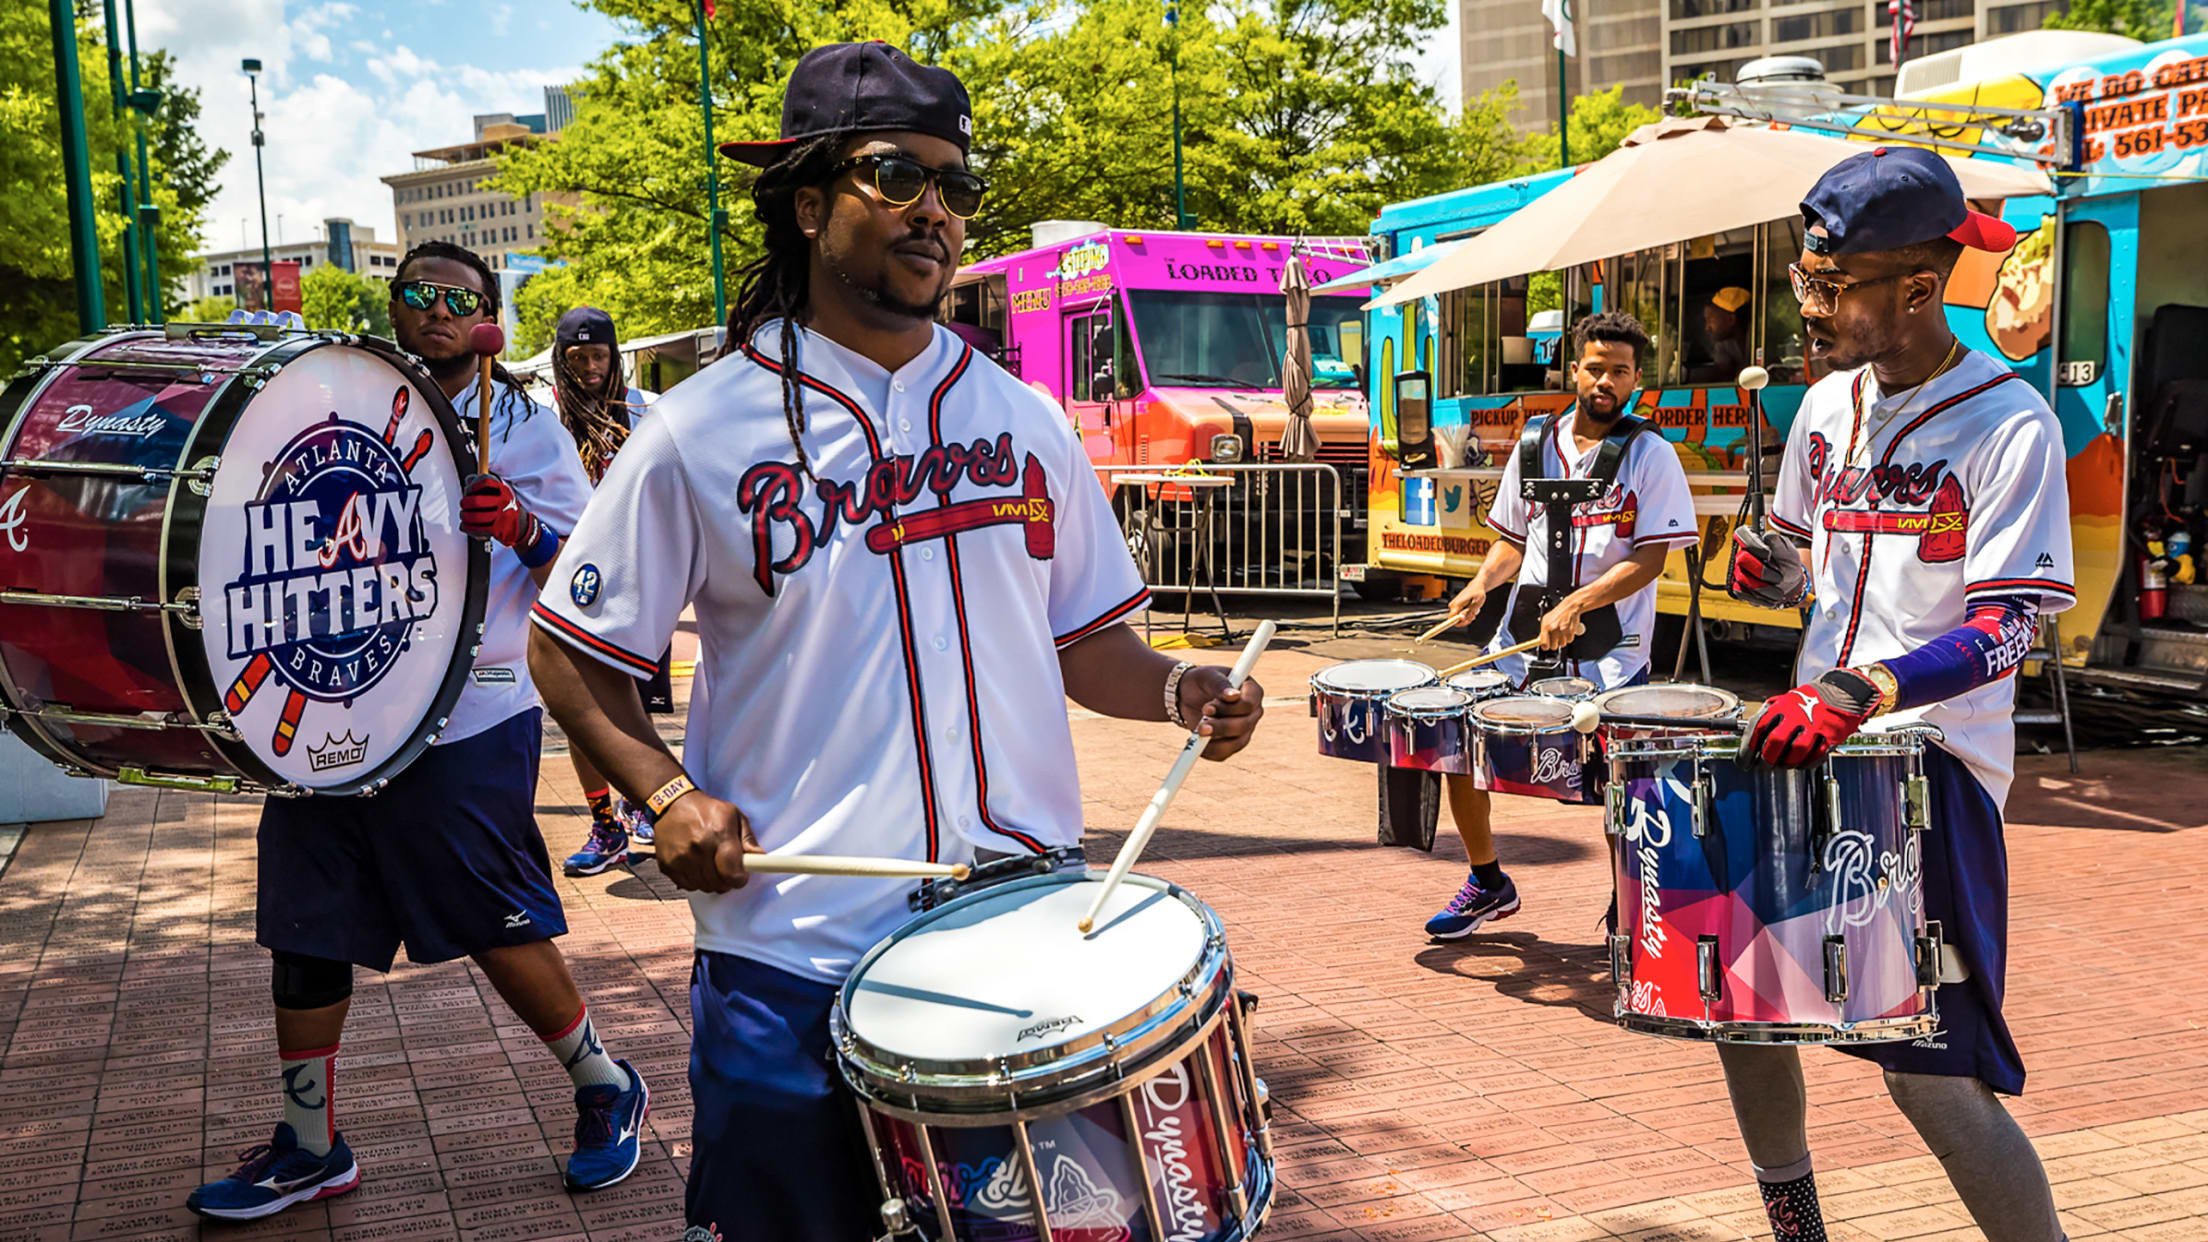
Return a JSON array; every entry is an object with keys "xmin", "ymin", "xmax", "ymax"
[
  {"xmin": 1311, "ymin": 659, "xmax": 1944, "ymax": 1047},
  {"xmin": 0, "ymin": 323, "xmax": 487, "ymax": 797}
]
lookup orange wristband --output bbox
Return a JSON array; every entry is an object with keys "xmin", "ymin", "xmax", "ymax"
[{"xmin": 645, "ymin": 774, "xmax": 696, "ymax": 821}]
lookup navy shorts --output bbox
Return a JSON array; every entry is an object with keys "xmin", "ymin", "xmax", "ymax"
[
  {"xmin": 1838, "ymin": 744, "xmax": 2025, "ymax": 1094},
  {"xmin": 257, "ymin": 709, "xmax": 568, "ymax": 971},
  {"xmin": 686, "ymin": 950, "xmax": 880, "ymax": 1241}
]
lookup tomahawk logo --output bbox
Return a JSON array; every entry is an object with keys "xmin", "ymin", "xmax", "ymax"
[{"xmin": 219, "ymin": 392, "xmax": 440, "ymax": 758}]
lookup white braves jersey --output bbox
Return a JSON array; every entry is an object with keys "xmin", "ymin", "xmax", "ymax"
[
  {"xmin": 1772, "ymin": 349, "xmax": 2075, "ymax": 807},
  {"xmin": 441, "ymin": 377, "xmax": 593, "ymax": 745},
  {"xmin": 1483, "ymin": 408, "xmax": 1699, "ymax": 687},
  {"xmin": 532, "ymin": 322, "xmax": 1148, "ymax": 982}
]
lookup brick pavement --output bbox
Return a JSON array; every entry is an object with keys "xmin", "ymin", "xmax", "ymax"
[{"xmin": 1, "ymin": 630, "xmax": 2204, "ymax": 1241}]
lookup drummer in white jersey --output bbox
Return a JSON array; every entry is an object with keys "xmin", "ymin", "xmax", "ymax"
[
  {"xmin": 1431, "ymin": 311, "xmax": 1698, "ymax": 939},
  {"xmin": 1724, "ymin": 146, "xmax": 2070, "ymax": 1241},
  {"xmin": 526, "ymin": 43, "xmax": 1265, "ymax": 1238}
]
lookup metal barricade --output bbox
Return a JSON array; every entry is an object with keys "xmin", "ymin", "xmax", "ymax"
[{"xmin": 1093, "ymin": 462, "xmax": 1344, "ymax": 636}]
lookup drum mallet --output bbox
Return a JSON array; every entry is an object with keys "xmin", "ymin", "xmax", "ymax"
[
  {"xmin": 744, "ymin": 854, "xmax": 971, "ymax": 881},
  {"xmin": 1738, "ymin": 365, "xmax": 1770, "ymax": 531},
  {"xmin": 1435, "ymin": 624, "xmax": 1582, "ymax": 679},
  {"xmin": 469, "ymin": 322, "xmax": 505, "ymax": 474},
  {"xmin": 1567, "ymin": 702, "xmax": 1747, "ymax": 736},
  {"xmin": 1078, "ymin": 619, "xmax": 1276, "ymax": 934}
]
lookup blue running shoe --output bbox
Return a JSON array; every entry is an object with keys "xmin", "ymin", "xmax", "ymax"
[
  {"xmin": 618, "ymin": 799, "xmax": 653, "ymax": 850},
  {"xmin": 565, "ymin": 1059, "xmax": 648, "ymax": 1192},
  {"xmin": 564, "ymin": 816, "xmax": 629, "ymax": 877},
  {"xmin": 1424, "ymin": 874, "xmax": 1520, "ymax": 939},
  {"xmin": 186, "ymin": 1123, "xmax": 359, "ymax": 1221}
]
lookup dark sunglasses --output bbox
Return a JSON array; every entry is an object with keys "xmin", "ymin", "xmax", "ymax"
[
  {"xmin": 831, "ymin": 154, "xmax": 987, "ymax": 220},
  {"xmin": 396, "ymin": 280, "xmax": 486, "ymax": 317}
]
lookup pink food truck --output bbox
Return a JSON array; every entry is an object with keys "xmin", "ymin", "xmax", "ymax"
[{"xmin": 943, "ymin": 225, "xmax": 1375, "ymax": 558}]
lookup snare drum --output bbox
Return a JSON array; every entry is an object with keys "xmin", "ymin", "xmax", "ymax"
[
  {"xmin": 1444, "ymin": 668, "xmax": 1512, "ymax": 701},
  {"xmin": 1471, "ymin": 696, "xmax": 1596, "ymax": 803},
  {"xmin": 0, "ymin": 326, "xmax": 486, "ymax": 795},
  {"xmin": 836, "ymin": 872, "xmax": 1272, "ymax": 1241},
  {"xmin": 1385, "ymin": 686, "xmax": 1474, "ymax": 774},
  {"xmin": 1593, "ymin": 684, "xmax": 1741, "ymax": 738},
  {"xmin": 1310, "ymin": 659, "xmax": 1435, "ymax": 763},
  {"xmin": 1529, "ymin": 676, "xmax": 1598, "ymax": 700},
  {"xmin": 1605, "ymin": 727, "xmax": 1941, "ymax": 1044}
]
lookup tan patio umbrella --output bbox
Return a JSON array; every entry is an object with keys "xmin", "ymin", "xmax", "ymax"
[
  {"xmin": 1277, "ymin": 249, "xmax": 1319, "ymax": 462},
  {"xmin": 1373, "ymin": 116, "xmax": 2053, "ymax": 309}
]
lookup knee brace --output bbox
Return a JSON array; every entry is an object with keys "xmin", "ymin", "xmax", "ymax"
[{"xmin": 270, "ymin": 950, "xmax": 353, "ymax": 1011}]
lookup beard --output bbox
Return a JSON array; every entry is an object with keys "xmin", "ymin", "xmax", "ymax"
[{"xmin": 822, "ymin": 245, "xmax": 949, "ymax": 322}]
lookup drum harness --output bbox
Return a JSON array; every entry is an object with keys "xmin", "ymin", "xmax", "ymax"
[{"xmin": 1488, "ymin": 408, "xmax": 1655, "ymax": 674}]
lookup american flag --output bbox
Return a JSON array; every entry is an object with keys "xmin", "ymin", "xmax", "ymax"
[{"xmin": 1890, "ymin": 0, "xmax": 1915, "ymax": 69}]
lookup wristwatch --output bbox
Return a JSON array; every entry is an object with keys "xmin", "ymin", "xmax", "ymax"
[{"xmin": 1861, "ymin": 663, "xmax": 1901, "ymax": 715}]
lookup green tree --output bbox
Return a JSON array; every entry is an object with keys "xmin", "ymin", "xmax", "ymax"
[
  {"xmin": 2046, "ymin": 0, "xmax": 2176, "ymax": 41},
  {"xmin": 1, "ymin": 5, "xmax": 226, "ymax": 370},
  {"xmin": 1534, "ymin": 86, "xmax": 1664, "ymax": 171},
  {"xmin": 299, "ymin": 263, "xmax": 393, "ymax": 336},
  {"xmin": 184, "ymin": 294, "xmax": 235, "ymax": 322}
]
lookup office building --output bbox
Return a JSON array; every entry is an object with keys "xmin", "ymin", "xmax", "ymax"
[
  {"xmin": 380, "ymin": 119, "xmax": 574, "ymax": 273},
  {"xmin": 181, "ymin": 218, "xmax": 397, "ymax": 303}
]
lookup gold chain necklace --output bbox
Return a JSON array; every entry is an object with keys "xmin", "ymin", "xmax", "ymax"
[{"xmin": 1846, "ymin": 339, "xmax": 1961, "ymax": 470}]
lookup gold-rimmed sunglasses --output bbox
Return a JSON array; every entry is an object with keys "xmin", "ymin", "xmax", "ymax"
[{"xmin": 831, "ymin": 154, "xmax": 988, "ymax": 220}]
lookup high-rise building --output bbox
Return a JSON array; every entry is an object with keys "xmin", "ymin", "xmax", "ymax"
[
  {"xmin": 180, "ymin": 218, "xmax": 397, "ymax": 303},
  {"xmin": 544, "ymin": 84, "xmax": 575, "ymax": 133},
  {"xmin": 380, "ymin": 121, "xmax": 574, "ymax": 273}
]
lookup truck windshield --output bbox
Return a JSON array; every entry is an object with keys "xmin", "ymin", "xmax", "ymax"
[{"xmin": 1129, "ymin": 290, "xmax": 1365, "ymax": 391}]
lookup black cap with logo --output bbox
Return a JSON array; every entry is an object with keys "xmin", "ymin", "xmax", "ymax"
[
  {"xmin": 555, "ymin": 306, "xmax": 617, "ymax": 349},
  {"xmin": 720, "ymin": 42, "xmax": 972, "ymax": 168}
]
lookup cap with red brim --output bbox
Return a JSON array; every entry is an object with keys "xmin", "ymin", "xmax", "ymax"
[
  {"xmin": 1947, "ymin": 208, "xmax": 2017, "ymax": 252},
  {"xmin": 1803, "ymin": 145, "xmax": 2022, "ymax": 257}
]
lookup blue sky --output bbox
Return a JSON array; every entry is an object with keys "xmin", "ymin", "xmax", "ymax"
[{"xmin": 135, "ymin": 1, "xmax": 1458, "ymax": 261}]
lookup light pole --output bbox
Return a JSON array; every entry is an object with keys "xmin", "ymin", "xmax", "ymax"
[
  {"xmin": 694, "ymin": 1, "xmax": 727, "ymax": 326},
  {"xmin": 49, "ymin": 0, "xmax": 105, "ymax": 331},
  {"xmin": 1167, "ymin": 0, "xmax": 1192, "ymax": 229},
  {"xmin": 242, "ymin": 58, "xmax": 273, "ymax": 308},
  {"xmin": 100, "ymin": 0, "xmax": 141, "ymax": 322},
  {"xmin": 125, "ymin": 0, "xmax": 163, "ymax": 322}
]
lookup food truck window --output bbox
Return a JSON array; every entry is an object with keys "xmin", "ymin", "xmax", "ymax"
[
  {"xmin": 1761, "ymin": 218, "xmax": 1816, "ymax": 387},
  {"xmin": 2059, "ymin": 221, "xmax": 2109, "ymax": 387},
  {"xmin": 1438, "ymin": 285, "xmax": 1490, "ymax": 397},
  {"xmin": 1681, "ymin": 228, "xmax": 1758, "ymax": 384},
  {"xmin": 1110, "ymin": 294, "xmax": 1141, "ymax": 398},
  {"xmin": 1608, "ymin": 248, "xmax": 1680, "ymax": 387},
  {"xmin": 1278, "ymin": 297, "xmax": 1369, "ymax": 391}
]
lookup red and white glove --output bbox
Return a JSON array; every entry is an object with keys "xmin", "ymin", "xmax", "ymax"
[
  {"xmin": 1747, "ymin": 668, "xmax": 1882, "ymax": 768},
  {"xmin": 461, "ymin": 474, "xmax": 541, "ymax": 548},
  {"xmin": 1729, "ymin": 527, "xmax": 1808, "ymax": 608}
]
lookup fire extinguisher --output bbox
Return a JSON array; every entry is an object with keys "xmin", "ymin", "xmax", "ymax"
[{"xmin": 2140, "ymin": 539, "xmax": 2169, "ymax": 621}]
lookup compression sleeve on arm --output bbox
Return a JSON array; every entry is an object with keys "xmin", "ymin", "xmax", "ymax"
[{"xmin": 1875, "ymin": 594, "xmax": 2040, "ymax": 712}]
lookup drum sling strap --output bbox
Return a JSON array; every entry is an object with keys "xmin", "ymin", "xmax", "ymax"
[{"xmin": 1506, "ymin": 410, "xmax": 1654, "ymax": 667}]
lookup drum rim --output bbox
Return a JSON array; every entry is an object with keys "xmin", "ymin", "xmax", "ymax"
[
  {"xmin": 1385, "ymin": 686, "xmax": 1474, "ymax": 719},
  {"xmin": 1470, "ymin": 695, "xmax": 1577, "ymax": 733},
  {"xmin": 1606, "ymin": 722, "xmax": 1942, "ymax": 760},
  {"xmin": 169, "ymin": 332, "xmax": 491, "ymax": 795},
  {"xmin": 1592, "ymin": 683, "xmax": 1742, "ymax": 722},
  {"xmin": 1529, "ymin": 676, "xmax": 1597, "ymax": 695},
  {"xmin": 832, "ymin": 871, "xmax": 1234, "ymax": 1114},
  {"xmin": 1612, "ymin": 1008, "xmax": 1942, "ymax": 1045},
  {"xmin": 1309, "ymin": 659, "xmax": 1437, "ymax": 698}
]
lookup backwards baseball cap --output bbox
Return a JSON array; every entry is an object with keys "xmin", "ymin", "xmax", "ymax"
[
  {"xmin": 721, "ymin": 42, "xmax": 972, "ymax": 168},
  {"xmin": 555, "ymin": 306, "xmax": 616, "ymax": 349},
  {"xmin": 1801, "ymin": 146, "xmax": 2017, "ymax": 257}
]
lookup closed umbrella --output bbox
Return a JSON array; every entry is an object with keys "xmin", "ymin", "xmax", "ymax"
[{"xmin": 1277, "ymin": 250, "xmax": 1319, "ymax": 462}]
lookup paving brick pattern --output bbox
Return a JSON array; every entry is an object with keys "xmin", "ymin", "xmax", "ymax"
[{"xmin": 2, "ymin": 635, "xmax": 2204, "ymax": 1241}]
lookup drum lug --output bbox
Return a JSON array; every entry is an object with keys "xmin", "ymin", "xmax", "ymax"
[
  {"xmin": 1609, "ymin": 933, "xmax": 1632, "ymax": 988},
  {"xmin": 1696, "ymin": 934, "xmax": 1723, "ymax": 1005},
  {"xmin": 185, "ymin": 455, "xmax": 219, "ymax": 497},
  {"xmin": 1254, "ymin": 1074, "xmax": 1272, "ymax": 1122},
  {"xmin": 172, "ymin": 587, "xmax": 203, "ymax": 630},
  {"xmin": 874, "ymin": 1198, "xmax": 918, "ymax": 1241},
  {"xmin": 1822, "ymin": 934, "xmax": 1850, "ymax": 1004},
  {"xmin": 1905, "ymin": 774, "xmax": 1932, "ymax": 832},
  {"xmin": 1603, "ymin": 781, "xmax": 1625, "ymax": 836},
  {"xmin": 1307, "ymin": 691, "xmax": 1318, "ymax": 718},
  {"xmin": 1917, "ymin": 921, "xmax": 1945, "ymax": 989},
  {"xmin": 1691, "ymin": 775, "xmax": 1711, "ymax": 839},
  {"xmin": 1236, "ymin": 988, "xmax": 1260, "ymax": 1016}
]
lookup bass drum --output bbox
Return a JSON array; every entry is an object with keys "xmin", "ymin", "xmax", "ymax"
[{"xmin": 0, "ymin": 325, "xmax": 486, "ymax": 796}]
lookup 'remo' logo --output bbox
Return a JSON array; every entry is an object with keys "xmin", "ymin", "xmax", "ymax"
[{"xmin": 220, "ymin": 410, "xmax": 439, "ymax": 755}]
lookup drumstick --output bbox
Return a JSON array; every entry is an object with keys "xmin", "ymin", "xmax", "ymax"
[
  {"xmin": 1413, "ymin": 614, "xmax": 1460, "ymax": 644},
  {"xmin": 1567, "ymin": 702, "xmax": 1747, "ymax": 735},
  {"xmin": 468, "ymin": 323, "xmax": 505, "ymax": 474},
  {"xmin": 1435, "ymin": 635, "xmax": 1546, "ymax": 679},
  {"xmin": 1078, "ymin": 620, "xmax": 1276, "ymax": 934},
  {"xmin": 743, "ymin": 854, "xmax": 971, "ymax": 881},
  {"xmin": 1739, "ymin": 364, "xmax": 1770, "ymax": 531}
]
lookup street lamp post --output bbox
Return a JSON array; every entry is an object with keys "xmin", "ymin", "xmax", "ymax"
[
  {"xmin": 1166, "ymin": 0, "xmax": 1192, "ymax": 229},
  {"xmin": 100, "ymin": 0, "xmax": 142, "ymax": 323},
  {"xmin": 125, "ymin": 0, "xmax": 163, "ymax": 322},
  {"xmin": 242, "ymin": 59, "xmax": 273, "ymax": 308},
  {"xmin": 693, "ymin": 1, "xmax": 727, "ymax": 327},
  {"xmin": 48, "ymin": 0, "xmax": 106, "ymax": 332}
]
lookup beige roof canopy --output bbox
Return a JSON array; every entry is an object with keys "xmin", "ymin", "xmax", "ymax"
[{"xmin": 1371, "ymin": 116, "xmax": 2053, "ymax": 309}]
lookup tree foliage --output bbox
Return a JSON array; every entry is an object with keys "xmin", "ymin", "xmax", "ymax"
[
  {"xmin": 495, "ymin": 0, "xmax": 1553, "ymax": 351},
  {"xmin": 299, "ymin": 263, "xmax": 392, "ymax": 336},
  {"xmin": 2045, "ymin": 0, "xmax": 2177, "ymax": 42},
  {"xmin": 1, "ymin": 5, "xmax": 227, "ymax": 370}
]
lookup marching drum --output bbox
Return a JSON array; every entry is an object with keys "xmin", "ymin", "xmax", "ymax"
[
  {"xmin": 1443, "ymin": 668, "xmax": 1512, "ymax": 701},
  {"xmin": 1384, "ymin": 685, "xmax": 1475, "ymax": 774},
  {"xmin": 1309, "ymin": 659, "xmax": 1434, "ymax": 764},
  {"xmin": 1470, "ymin": 696, "xmax": 1596, "ymax": 803},
  {"xmin": 0, "ymin": 325, "xmax": 486, "ymax": 796},
  {"xmin": 1604, "ymin": 725, "xmax": 1942, "ymax": 1044},
  {"xmin": 1591, "ymin": 684, "xmax": 1741, "ymax": 738},
  {"xmin": 837, "ymin": 871, "xmax": 1272, "ymax": 1242},
  {"xmin": 1527, "ymin": 675, "xmax": 1597, "ymax": 700}
]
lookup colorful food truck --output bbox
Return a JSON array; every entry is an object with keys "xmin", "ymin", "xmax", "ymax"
[
  {"xmin": 1351, "ymin": 31, "xmax": 2208, "ymax": 695},
  {"xmin": 943, "ymin": 227, "xmax": 1377, "ymax": 561}
]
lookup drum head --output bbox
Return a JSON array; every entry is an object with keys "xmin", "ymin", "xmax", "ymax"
[
  {"xmin": 1312, "ymin": 659, "xmax": 1435, "ymax": 695},
  {"xmin": 1445, "ymin": 669, "xmax": 1511, "ymax": 696},
  {"xmin": 1529, "ymin": 677, "xmax": 1596, "ymax": 698},
  {"xmin": 1474, "ymin": 696, "xmax": 1574, "ymax": 726},
  {"xmin": 1596, "ymin": 684, "xmax": 1741, "ymax": 720},
  {"xmin": 193, "ymin": 343, "xmax": 477, "ymax": 791},
  {"xmin": 844, "ymin": 874, "xmax": 1207, "ymax": 1064},
  {"xmin": 1389, "ymin": 686, "xmax": 1472, "ymax": 714}
]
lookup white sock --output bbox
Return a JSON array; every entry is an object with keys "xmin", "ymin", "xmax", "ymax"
[
  {"xmin": 543, "ymin": 1006, "xmax": 626, "ymax": 1090},
  {"xmin": 280, "ymin": 1043, "xmax": 338, "ymax": 1156}
]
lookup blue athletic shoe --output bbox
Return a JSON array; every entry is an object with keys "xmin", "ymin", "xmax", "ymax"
[
  {"xmin": 564, "ymin": 817, "xmax": 629, "ymax": 877},
  {"xmin": 1424, "ymin": 874, "xmax": 1520, "ymax": 939},
  {"xmin": 618, "ymin": 799, "xmax": 653, "ymax": 850},
  {"xmin": 565, "ymin": 1059, "xmax": 648, "ymax": 1192},
  {"xmin": 186, "ymin": 1123, "xmax": 359, "ymax": 1220}
]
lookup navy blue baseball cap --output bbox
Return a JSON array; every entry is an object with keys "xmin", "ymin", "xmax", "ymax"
[
  {"xmin": 1801, "ymin": 146, "xmax": 2017, "ymax": 257},
  {"xmin": 555, "ymin": 306, "xmax": 616, "ymax": 348},
  {"xmin": 721, "ymin": 42, "xmax": 972, "ymax": 168}
]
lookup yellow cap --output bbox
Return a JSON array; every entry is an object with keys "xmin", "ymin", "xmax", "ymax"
[{"xmin": 1711, "ymin": 286, "xmax": 1751, "ymax": 313}]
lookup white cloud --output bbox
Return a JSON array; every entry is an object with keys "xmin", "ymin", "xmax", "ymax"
[{"xmin": 492, "ymin": 4, "xmax": 513, "ymax": 37}]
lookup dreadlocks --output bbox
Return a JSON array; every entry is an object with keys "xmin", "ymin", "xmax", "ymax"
[
  {"xmin": 552, "ymin": 342, "xmax": 630, "ymax": 484},
  {"xmin": 394, "ymin": 240, "xmax": 536, "ymax": 443},
  {"xmin": 727, "ymin": 135, "xmax": 846, "ymax": 480}
]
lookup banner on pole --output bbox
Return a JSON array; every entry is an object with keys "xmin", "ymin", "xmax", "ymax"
[{"xmin": 1544, "ymin": 0, "xmax": 1577, "ymax": 57}]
